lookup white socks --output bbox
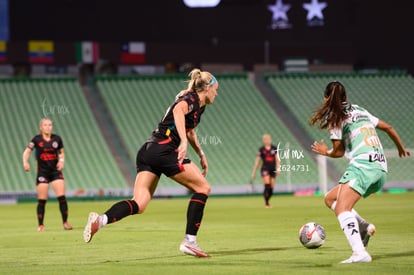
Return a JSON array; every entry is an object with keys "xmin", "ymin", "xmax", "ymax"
[
  {"xmin": 100, "ymin": 214, "xmax": 108, "ymax": 228},
  {"xmin": 338, "ymin": 211, "xmax": 365, "ymax": 253},
  {"xmin": 331, "ymin": 201, "xmax": 368, "ymax": 228},
  {"xmin": 185, "ymin": 234, "xmax": 197, "ymax": 242}
]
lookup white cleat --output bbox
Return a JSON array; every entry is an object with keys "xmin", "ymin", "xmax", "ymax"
[
  {"xmin": 83, "ymin": 212, "xmax": 100, "ymax": 243},
  {"xmin": 341, "ymin": 251, "xmax": 372, "ymax": 264},
  {"xmin": 179, "ymin": 238, "xmax": 210, "ymax": 258}
]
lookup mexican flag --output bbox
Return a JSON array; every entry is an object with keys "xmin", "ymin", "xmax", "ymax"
[{"xmin": 76, "ymin": 41, "xmax": 99, "ymax": 64}]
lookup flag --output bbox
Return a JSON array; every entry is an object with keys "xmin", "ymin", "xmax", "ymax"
[
  {"xmin": 120, "ymin": 42, "xmax": 145, "ymax": 64},
  {"xmin": 28, "ymin": 40, "xmax": 54, "ymax": 63},
  {"xmin": 76, "ymin": 41, "xmax": 99, "ymax": 64},
  {"xmin": 0, "ymin": 41, "xmax": 6, "ymax": 63}
]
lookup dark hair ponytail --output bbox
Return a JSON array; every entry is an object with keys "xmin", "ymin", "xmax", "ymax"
[{"xmin": 309, "ymin": 81, "xmax": 348, "ymax": 129}]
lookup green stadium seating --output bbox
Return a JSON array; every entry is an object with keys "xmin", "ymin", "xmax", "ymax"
[
  {"xmin": 0, "ymin": 78, "xmax": 128, "ymax": 194},
  {"xmin": 266, "ymin": 73, "xmax": 414, "ymax": 183},
  {"xmin": 97, "ymin": 75, "xmax": 321, "ymax": 191}
]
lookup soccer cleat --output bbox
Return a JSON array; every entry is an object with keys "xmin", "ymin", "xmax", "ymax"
[
  {"xmin": 179, "ymin": 239, "xmax": 210, "ymax": 258},
  {"xmin": 340, "ymin": 250, "xmax": 372, "ymax": 264},
  {"xmin": 63, "ymin": 222, "xmax": 73, "ymax": 230},
  {"xmin": 265, "ymin": 205, "xmax": 272, "ymax": 209},
  {"xmin": 361, "ymin": 224, "xmax": 376, "ymax": 247},
  {"xmin": 38, "ymin": 225, "xmax": 45, "ymax": 232},
  {"xmin": 83, "ymin": 212, "xmax": 100, "ymax": 243}
]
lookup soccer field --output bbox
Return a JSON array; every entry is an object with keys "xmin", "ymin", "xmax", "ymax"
[{"xmin": 1, "ymin": 193, "xmax": 413, "ymax": 274}]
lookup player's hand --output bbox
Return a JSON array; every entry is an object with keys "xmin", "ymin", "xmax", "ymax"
[
  {"xmin": 311, "ymin": 139, "xmax": 329, "ymax": 156},
  {"xmin": 251, "ymin": 173, "xmax": 256, "ymax": 181},
  {"xmin": 398, "ymin": 147, "xmax": 410, "ymax": 158},
  {"xmin": 200, "ymin": 155, "xmax": 208, "ymax": 177},
  {"xmin": 177, "ymin": 142, "xmax": 187, "ymax": 164},
  {"xmin": 276, "ymin": 170, "xmax": 281, "ymax": 176},
  {"xmin": 23, "ymin": 162, "xmax": 30, "ymax": 171},
  {"xmin": 56, "ymin": 161, "xmax": 64, "ymax": 171}
]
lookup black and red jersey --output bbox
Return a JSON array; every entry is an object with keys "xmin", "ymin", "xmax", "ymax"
[
  {"xmin": 153, "ymin": 91, "xmax": 205, "ymax": 147},
  {"xmin": 258, "ymin": 145, "xmax": 278, "ymax": 171},
  {"xmin": 27, "ymin": 134, "xmax": 63, "ymax": 172}
]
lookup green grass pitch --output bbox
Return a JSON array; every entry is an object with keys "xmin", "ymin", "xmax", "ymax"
[{"xmin": 1, "ymin": 193, "xmax": 413, "ymax": 274}]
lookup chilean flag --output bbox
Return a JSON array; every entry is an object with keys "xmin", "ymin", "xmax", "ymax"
[{"xmin": 120, "ymin": 42, "xmax": 145, "ymax": 64}]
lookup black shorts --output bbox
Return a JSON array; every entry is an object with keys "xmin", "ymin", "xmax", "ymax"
[
  {"xmin": 261, "ymin": 168, "xmax": 276, "ymax": 178},
  {"xmin": 36, "ymin": 170, "xmax": 64, "ymax": 185},
  {"xmin": 136, "ymin": 141, "xmax": 191, "ymax": 177}
]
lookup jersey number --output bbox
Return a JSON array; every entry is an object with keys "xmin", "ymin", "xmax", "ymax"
[{"xmin": 360, "ymin": 127, "xmax": 381, "ymax": 147}]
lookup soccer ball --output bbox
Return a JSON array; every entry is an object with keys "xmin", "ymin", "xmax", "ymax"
[{"xmin": 298, "ymin": 222, "xmax": 326, "ymax": 249}]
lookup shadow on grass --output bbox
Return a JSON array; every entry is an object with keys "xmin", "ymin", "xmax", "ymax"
[
  {"xmin": 211, "ymin": 246, "xmax": 297, "ymax": 256},
  {"xmin": 374, "ymin": 250, "xmax": 414, "ymax": 260},
  {"xmin": 100, "ymin": 246, "xmax": 299, "ymax": 264}
]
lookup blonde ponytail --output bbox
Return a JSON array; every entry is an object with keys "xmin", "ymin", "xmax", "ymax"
[{"xmin": 187, "ymin": 68, "xmax": 216, "ymax": 92}]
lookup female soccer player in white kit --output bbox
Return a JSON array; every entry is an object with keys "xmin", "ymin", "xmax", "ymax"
[{"xmin": 309, "ymin": 81, "xmax": 410, "ymax": 263}]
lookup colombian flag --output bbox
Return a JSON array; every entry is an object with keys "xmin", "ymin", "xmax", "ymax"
[
  {"xmin": 28, "ymin": 40, "xmax": 54, "ymax": 63},
  {"xmin": 0, "ymin": 41, "xmax": 6, "ymax": 63}
]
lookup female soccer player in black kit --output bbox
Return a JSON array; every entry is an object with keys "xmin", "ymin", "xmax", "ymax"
[
  {"xmin": 251, "ymin": 134, "xmax": 281, "ymax": 208},
  {"xmin": 83, "ymin": 69, "xmax": 218, "ymax": 258},
  {"xmin": 22, "ymin": 118, "xmax": 73, "ymax": 232}
]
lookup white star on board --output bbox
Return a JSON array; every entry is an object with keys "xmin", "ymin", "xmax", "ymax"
[
  {"xmin": 268, "ymin": 0, "xmax": 291, "ymax": 21},
  {"xmin": 303, "ymin": 0, "xmax": 327, "ymax": 20}
]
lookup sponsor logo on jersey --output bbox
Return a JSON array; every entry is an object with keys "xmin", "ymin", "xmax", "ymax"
[
  {"xmin": 52, "ymin": 141, "xmax": 58, "ymax": 148},
  {"xmin": 369, "ymin": 153, "xmax": 386, "ymax": 163}
]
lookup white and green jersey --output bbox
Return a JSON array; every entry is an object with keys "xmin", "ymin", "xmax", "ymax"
[{"xmin": 329, "ymin": 104, "xmax": 387, "ymax": 172}]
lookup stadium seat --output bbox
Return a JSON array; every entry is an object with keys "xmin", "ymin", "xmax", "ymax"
[{"xmin": 0, "ymin": 78, "xmax": 128, "ymax": 194}]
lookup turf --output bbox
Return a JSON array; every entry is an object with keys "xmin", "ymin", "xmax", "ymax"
[{"xmin": 0, "ymin": 193, "xmax": 413, "ymax": 274}]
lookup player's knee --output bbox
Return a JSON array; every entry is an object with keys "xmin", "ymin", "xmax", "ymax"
[
  {"xmin": 194, "ymin": 182, "xmax": 211, "ymax": 195},
  {"xmin": 132, "ymin": 198, "xmax": 147, "ymax": 214},
  {"xmin": 324, "ymin": 195, "xmax": 332, "ymax": 208}
]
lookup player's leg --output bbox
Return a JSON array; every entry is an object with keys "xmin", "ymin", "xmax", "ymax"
[
  {"xmin": 268, "ymin": 176, "xmax": 276, "ymax": 204},
  {"xmin": 325, "ymin": 184, "xmax": 373, "ymax": 246},
  {"xmin": 83, "ymin": 171, "xmax": 159, "ymax": 243},
  {"xmin": 171, "ymin": 162, "xmax": 211, "ymax": 257},
  {"xmin": 261, "ymin": 173, "xmax": 272, "ymax": 207},
  {"xmin": 335, "ymin": 183, "xmax": 371, "ymax": 263},
  {"xmin": 104, "ymin": 171, "xmax": 159, "ymax": 223},
  {"xmin": 36, "ymin": 183, "xmax": 49, "ymax": 231},
  {"xmin": 51, "ymin": 178, "xmax": 72, "ymax": 230}
]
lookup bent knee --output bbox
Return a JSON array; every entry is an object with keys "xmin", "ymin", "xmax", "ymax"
[
  {"xmin": 193, "ymin": 182, "xmax": 211, "ymax": 196},
  {"xmin": 133, "ymin": 198, "xmax": 148, "ymax": 214},
  {"xmin": 324, "ymin": 195, "xmax": 332, "ymax": 208}
]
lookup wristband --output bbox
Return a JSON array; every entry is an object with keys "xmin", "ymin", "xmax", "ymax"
[
  {"xmin": 59, "ymin": 159, "xmax": 65, "ymax": 162},
  {"xmin": 199, "ymin": 150, "xmax": 205, "ymax": 157},
  {"xmin": 326, "ymin": 149, "xmax": 333, "ymax": 156}
]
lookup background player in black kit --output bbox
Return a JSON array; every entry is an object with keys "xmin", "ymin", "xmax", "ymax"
[
  {"xmin": 83, "ymin": 69, "xmax": 218, "ymax": 258},
  {"xmin": 251, "ymin": 134, "xmax": 281, "ymax": 208},
  {"xmin": 22, "ymin": 118, "xmax": 73, "ymax": 232}
]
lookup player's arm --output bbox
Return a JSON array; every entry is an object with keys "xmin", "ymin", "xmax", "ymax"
[
  {"xmin": 187, "ymin": 129, "xmax": 208, "ymax": 176},
  {"xmin": 57, "ymin": 148, "xmax": 65, "ymax": 171},
  {"xmin": 22, "ymin": 147, "xmax": 32, "ymax": 171},
  {"xmin": 376, "ymin": 120, "xmax": 410, "ymax": 158},
  {"xmin": 251, "ymin": 155, "xmax": 261, "ymax": 180},
  {"xmin": 311, "ymin": 139, "xmax": 345, "ymax": 158},
  {"xmin": 173, "ymin": 101, "xmax": 190, "ymax": 163},
  {"xmin": 275, "ymin": 151, "xmax": 281, "ymax": 176}
]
